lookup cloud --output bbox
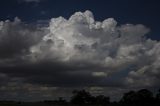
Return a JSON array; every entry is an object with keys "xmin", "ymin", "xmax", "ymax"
[
  {"xmin": 0, "ymin": 17, "xmax": 46, "ymax": 68},
  {"xmin": 0, "ymin": 10, "xmax": 160, "ymax": 101},
  {"xmin": 28, "ymin": 10, "xmax": 160, "ymax": 88},
  {"xmin": 92, "ymin": 72, "xmax": 108, "ymax": 77}
]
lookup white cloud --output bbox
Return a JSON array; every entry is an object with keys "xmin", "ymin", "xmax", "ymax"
[{"xmin": 29, "ymin": 10, "xmax": 148, "ymax": 66}]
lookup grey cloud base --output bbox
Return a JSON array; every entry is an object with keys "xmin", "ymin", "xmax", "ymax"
[{"xmin": 0, "ymin": 10, "xmax": 160, "ymax": 101}]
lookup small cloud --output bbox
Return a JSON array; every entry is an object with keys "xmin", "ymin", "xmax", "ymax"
[{"xmin": 92, "ymin": 72, "xmax": 108, "ymax": 77}]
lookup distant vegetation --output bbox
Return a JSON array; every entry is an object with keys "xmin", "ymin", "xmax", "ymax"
[{"xmin": 0, "ymin": 89, "xmax": 160, "ymax": 106}]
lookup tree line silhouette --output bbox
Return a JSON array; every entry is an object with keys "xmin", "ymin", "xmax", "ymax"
[{"xmin": 0, "ymin": 88, "xmax": 160, "ymax": 106}]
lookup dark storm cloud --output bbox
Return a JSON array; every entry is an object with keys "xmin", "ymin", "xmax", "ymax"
[
  {"xmin": 0, "ymin": 61, "xmax": 121, "ymax": 87},
  {"xmin": 0, "ymin": 10, "xmax": 160, "ymax": 101}
]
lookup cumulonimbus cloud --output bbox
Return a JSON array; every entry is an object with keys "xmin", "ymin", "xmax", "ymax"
[
  {"xmin": 0, "ymin": 10, "xmax": 160, "ymax": 94},
  {"xmin": 29, "ymin": 10, "xmax": 160, "ymax": 87}
]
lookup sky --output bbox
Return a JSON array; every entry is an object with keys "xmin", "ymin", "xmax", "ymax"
[{"xmin": 0, "ymin": 0, "xmax": 160, "ymax": 101}]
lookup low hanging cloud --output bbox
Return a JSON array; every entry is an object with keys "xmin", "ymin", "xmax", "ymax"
[{"xmin": 0, "ymin": 10, "xmax": 160, "ymax": 100}]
